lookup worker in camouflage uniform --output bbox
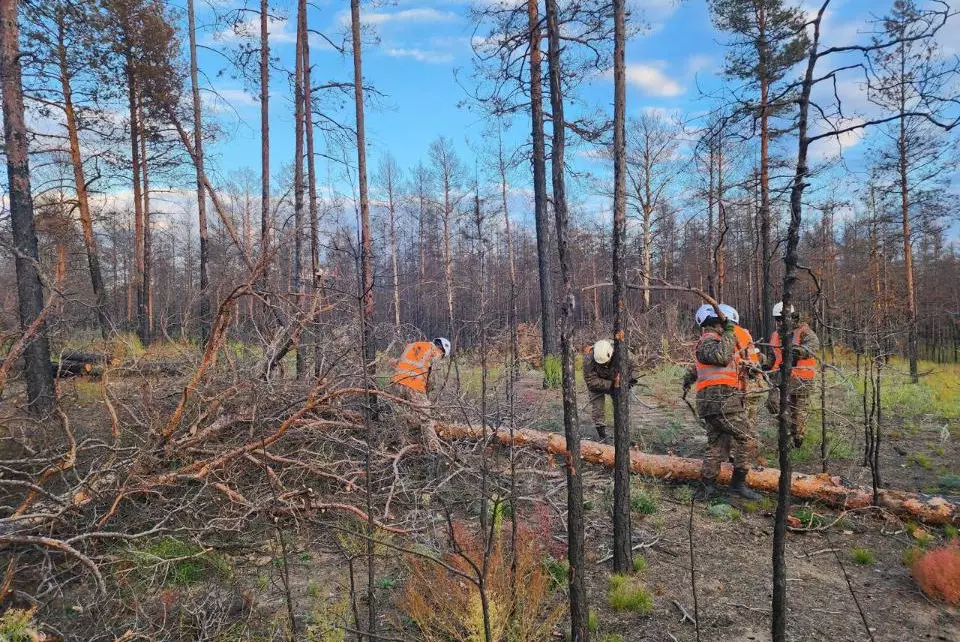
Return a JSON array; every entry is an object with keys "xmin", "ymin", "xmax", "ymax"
[
  {"xmin": 683, "ymin": 304, "xmax": 761, "ymax": 501},
  {"xmin": 582, "ymin": 339, "xmax": 639, "ymax": 444},
  {"xmin": 766, "ymin": 302, "xmax": 820, "ymax": 448},
  {"xmin": 719, "ymin": 303, "xmax": 768, "ymax": 430}
]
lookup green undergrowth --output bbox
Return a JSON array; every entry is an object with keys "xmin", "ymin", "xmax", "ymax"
[
  {"xmin": 123, "ymin": 537, "xmax": 230, "ymax": 587},
  {"xmin": 607, "ymin": 574, "xmax": 653, "ymax": 614}
]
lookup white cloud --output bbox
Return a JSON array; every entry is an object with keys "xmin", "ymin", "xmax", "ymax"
[
  {"xmin": 337, "ymin": 7, "xmax": 459, "ymax": 27},
  {"xmin": 383, "ymin": 47, "xmax": 454, "ymax": 63},
  {"xmin": 212, "ymin": 15, "xmax": 297, "ymax": 45},
  {"xmin": 625, "ymin": 62, "xmax": 684, "ymax": 97},
  {"xmin": 809, "ymin": 119, "xmax": 866, "ymax": 162},
  {"xmin": 686, "ymin": 55, "xmax": 713, "ymax": 75}
]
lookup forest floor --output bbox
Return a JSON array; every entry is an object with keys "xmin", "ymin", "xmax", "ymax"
[{"xmin": 2, "ymin": 341, "xmax": 959, "ymax": 641}]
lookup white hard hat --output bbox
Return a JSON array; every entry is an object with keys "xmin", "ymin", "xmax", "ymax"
[
  {"xmin": 592, "ymin": 339, "xmax": 614, "ymax": 365},
  {"xmin": 718, "ymin": 303, "xmax": 739, "ymax": 324},
  {"xmin": 772, "ymin": 302, "xmax": 795, "ymax": 318},
  {"xmin": 695, "ymin": 304, "xmax": 721, "ymax": 327},
  {"xmin": 434, "ymin": 337, "xmax": 451, "ymax": 357}
]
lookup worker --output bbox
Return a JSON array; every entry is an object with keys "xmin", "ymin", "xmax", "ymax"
[
  {"xmin": 391, "ymin": 337, "xmax": 451, "ymax": 451},
  {"xmin": 582, "ymin": 339, "xmax": 638, "ymax": 444},
  {"xmin": 720, "ymin": 304, "xmax": 767, "ymax": 430},
  {"xmin": 683, "ymin": 304, "xmax": 761, "ymax": 501},
  {"xmin": 766, "ymin": 302, "xmax": 820, "ymax": 448}
]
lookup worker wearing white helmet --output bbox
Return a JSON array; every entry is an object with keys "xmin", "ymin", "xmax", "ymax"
[
  {"xmin": 582, "ymin": 338, "xmax": 639, "ymax": 444},
  {"xmin": 721, "ymin": 304, "xmax": 767, "ymax": 429},
  {"xmin": 391, "ymin": 337, "xmax": 452, "ymax": 451},
  {"xmin": 683, "ymin": 303, "xmax": 761, "ymax": 501},
  {"xmin": 766, "ymin": 302, "xmax": 820, "ymax": 447}
]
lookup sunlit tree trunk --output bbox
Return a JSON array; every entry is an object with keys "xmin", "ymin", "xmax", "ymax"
[{"xmin": 57, "ymin": 10, "xmax": 109, "ymax": 339}]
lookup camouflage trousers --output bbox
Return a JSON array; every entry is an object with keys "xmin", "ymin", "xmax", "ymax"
[
  {"xmin": 392, "ymin": 385, "xmax": 441, "ymax": 452},
  {"xmin": 766, "ymin": 378, "xmax": 812, "ymax": 445},
  {"xmin": 588, "ymin": 389, "xmax": 609, "ymax": 431},
  {"xmin": 697, "ymin": 387, "xmax": 758, "ymax": 479}
]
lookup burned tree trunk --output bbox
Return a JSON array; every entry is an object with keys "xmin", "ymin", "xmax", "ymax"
[
  {"xmin": 545, "ymin": 0, "xmax": 589, "ymax": 635},
  {"xmin": 528, "ymin": 0, "xmax": 558, "ymax": 359},
  {"xmin": 187, "ymin": 0, "xmax": 210, "ymax": 344},
  {"xmin": 610, "ymin": 0, "xmax": 632, "ymax": 576},
  {"xmin": 0, "ymin": 0, "xmax": 56, "ymax": 415}
]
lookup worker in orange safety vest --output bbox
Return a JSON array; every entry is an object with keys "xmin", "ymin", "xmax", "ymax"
[
  {"xmin": 719, "ymin": 304, "xmax": 769, "ymax": 430},
  {"xmin": 391, "ymin": 337, "xmax": 451, "ymax": 451},
  {"xmin": 765, "ymin": 302, "xmax": 820, "ymax": 447},
  {"xmin": 683, "ymin": 304, "xmax": 761, "ymax": 501}
]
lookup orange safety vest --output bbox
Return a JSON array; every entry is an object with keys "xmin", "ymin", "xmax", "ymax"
[
  {"xmin": 770, "ymin": 327, "xmax": 817, "ymax": 380},
  {"xmin": 392, "ymin": 341, "xmax": 442, "ymax": 393},
  {"xmin": 694, "ymin": 331, "xmax": 743, "ymax": 391},
  {"xmin": 733, "ymin": 325, "xmax": 761, "ymax": 366}
]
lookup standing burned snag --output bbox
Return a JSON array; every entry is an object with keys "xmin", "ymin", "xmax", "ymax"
[{"xmin": 1, "ymin": 0, "xmax": 56, "ymax": 415}]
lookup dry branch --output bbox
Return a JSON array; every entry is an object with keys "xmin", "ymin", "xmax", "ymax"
[{"xmin": 435, "ymin": 422, "xmax": 959, "ymax": 525}]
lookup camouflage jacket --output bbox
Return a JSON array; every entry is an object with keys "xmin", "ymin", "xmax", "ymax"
[{"xmin": 683, "ymin": 324, "xmax": 745, "ymax": 418}]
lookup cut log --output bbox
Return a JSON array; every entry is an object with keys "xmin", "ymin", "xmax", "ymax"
[{"xmin": 435, "ymin": 422, "xmax": 959, "ymax": 526}]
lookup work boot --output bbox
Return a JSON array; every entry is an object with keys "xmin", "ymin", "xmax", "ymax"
[
  {"xmin": 729, "ymin": 468, "xmax": 762, "ymax": 500},
  {"xmin": 694, "ymin": 478, "xmax": 721, "ymax": 501},
  {"xmin": 792, "ymin": 433, "xmax": 805, "ymax": 448}
]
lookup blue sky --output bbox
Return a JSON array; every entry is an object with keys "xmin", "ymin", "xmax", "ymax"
[{"xmin": 186, "ymin": 0, "xmax": 959, "ymax": 224}]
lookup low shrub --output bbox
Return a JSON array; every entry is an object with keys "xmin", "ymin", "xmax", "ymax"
[
  {"xmin": 911, "ymin": 540, "xmax": 960, "ymax": 605},
  {"xmin": 399, "ymin": 521, "xmax": 565, "ymax": 642}
]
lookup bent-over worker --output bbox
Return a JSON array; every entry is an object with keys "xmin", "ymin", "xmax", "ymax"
[
  {"xmin": 391, "ymin": 337, "xmax": 451, "ymax": 452},
  {"xmin": 582, "ymin": 339, "xmax": 639, "ymax": 444}
]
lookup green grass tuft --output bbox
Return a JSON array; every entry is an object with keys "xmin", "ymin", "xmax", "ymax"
[
  {"xmin": 851, "ymin": 547, "xmax": 875, "ymax": 565},
  {"xmin": 792, "ymin": 506, "xmax": 825, "ymax": 529},
  {"xmin": 587, "ymin": 609, "xmax": 600, "ymax": 633},
  {"xmin": 607, "ymin": 574, "xmax": 653, "ymax": 614},
  {"xmin": 631, "ymin": 491, "xmax": 658, "ymax": 516},
  {"xmin": 544, "ymin": 556, "xmax": 569, "ymax": 590},
  {"xmin": 633, "ymin": 555, "xmax": 648, "ymax": 573},
  {"xmin": 543, "ymin": 355, "xmax": 563, "ymax": 389}
]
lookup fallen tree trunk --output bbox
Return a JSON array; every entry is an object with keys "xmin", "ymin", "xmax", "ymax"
[{"xmin": 435, "ymin": 422, "xmax": 959, "ymax": 526}]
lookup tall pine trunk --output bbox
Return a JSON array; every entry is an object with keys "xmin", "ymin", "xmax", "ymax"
[
  {"xmin": 545, "ymin": 0, "xmax": 589, "ymax": 636},
  {"xmin": 139, "ymin": 97, "xmax": 152, "ymax": 343},
  {"xmin": 125, "ymin": 53, "xmax": 145, "ymax": 341},
  {"xmin": 260, "ymin": 0, "xmax": 271, "ymax": 279},
  {"xmin": 301, "ymin": 0, "xmax": 321, "ymax": 375},
  {"xmin": 386, "ymin": 166, "xmax": 401, "ymax": 329},
  {"xmin": 610, "ymin": 0, "xmax": 633, "ymax": 575},
  {"xmin": 527, "ymin": 0, "xmax": 558, "ymax": 358},
  {"xmin": 774, "ymin": 8, "xmax": 822, "ymax": 640},
  {"xmin": 1, "ymin": 0, "xmax": 55, "ymax": 414},
  {"xmin": 499, "ymin": 128, "xmax": 519, "ymax": 381},
  {"xmin": 897, "ymin": 38, "xmax": 918, "ymax": 383},
  {"xmin": 187, "ymin": 0, "xmax": 210, "ymax": 344},
  {"xmin": 758, "ymin": 5, "xmax": 773, "ymax": 343},
  {"xmin": 57, "ymin": 12, "xmax": 109, "ymax": 340},
  {"xmin": 351, "ymin": 4, "xmax": 377, "ymax": 634},
  {"xmin": 293, "ymin": 5, "xmax": 306, "ymax": 378}
]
